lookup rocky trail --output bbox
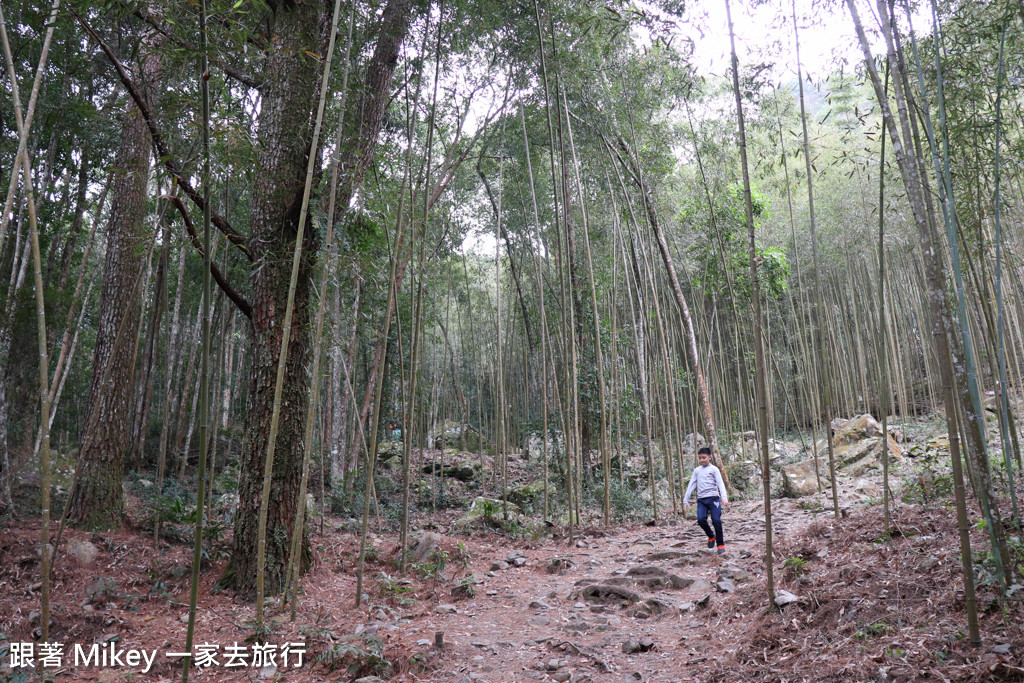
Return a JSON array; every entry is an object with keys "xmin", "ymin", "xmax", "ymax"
[
  {"xmin": 4, "ymin": 432, "xmax": 1024, "ymax": 682},
  {"xmin": 369, "ymin": 497, "xmax": 855, "ymax": 683}
]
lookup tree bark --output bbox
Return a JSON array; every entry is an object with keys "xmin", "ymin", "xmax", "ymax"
[
  {"xmin": 66, "ymin": 19, "xmax": 162, "ymax": 529},
  {"xmin": 221, "ymin": 0, "xmax": 328, "ymax": 597}
]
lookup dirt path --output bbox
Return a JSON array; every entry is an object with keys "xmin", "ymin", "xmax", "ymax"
[{"xmin": 394, "ymin": 497, "xmax": 826, "ymax": 683}]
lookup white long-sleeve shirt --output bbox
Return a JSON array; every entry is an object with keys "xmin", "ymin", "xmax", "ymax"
[{"xmin": 683, "ymin": 463, "xmax": 728, "ymax": 504}]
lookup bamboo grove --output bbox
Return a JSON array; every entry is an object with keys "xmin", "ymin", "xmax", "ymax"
[{"xmin": 3, "ymin": 0, "xmax": 1024, "ymax": 654}]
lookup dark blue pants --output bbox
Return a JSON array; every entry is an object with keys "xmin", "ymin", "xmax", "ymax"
[{"xmin": 696, "ymin": 496, "xmax": 724, "ymax": 546}]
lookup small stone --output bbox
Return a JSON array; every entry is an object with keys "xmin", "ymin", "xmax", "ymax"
[
  {"xmin": 695, "ymin": 594, "xmax": 711, "ymax": 608},
  {"xmin": 29, "ymin": 610, "xmax": 41, "ymax": 626},
  {"xmin": 417, "ymin": 639, "xmax": 431, "ymax": 646},
  {"xmin": 564, "ymin": 620, "xmax": 590, "ymax": 633},
  {"xmin": 354, "ymin": 677, "xmax": 387, "ymax": 683},
  {"xmin": 774, "ymin": 590, "xmax": 800, "ymax": 607},
  {"xmin": 505, "ymin": 550, "xmax": 525, "ymax": 563},
  {"xmin": 639, "ymin": 637, "xmax": 655, "ymax": 651},
  {"xmin": 472, "ymin": 655, "xmax": 484, "ymax": 662},
  {"xmin": 258, "ymin": 666, "xmax": 277, "ymax": 681},
  {"xmin": 553, "ymin": 672, "xmax": 571, "ymax": 682},
  {"xmin": 573, "ymin": 602, "xmax": 586, "ymax": 609},
  {"xmin": 547, "ymin": 658, "xmax": 562, "ymax": 670},
  {"xmin": 486, "ymin": 589, "xmax": 498, "ymax": 596},
  {"xmin": 530, "ymin": 616, "xmax": 550, "ymax": 626},
  {"xmin": 69, "ymin": 539, "xmax": 100, "ymax": 567},
  {"xmin": 179, "ymin": 613, "xmax": 189, "ymax": 623},
  {"xmin": 490, "ymin": 561, "xmax": 510, "ymax": 571},
  {"xmin": 633, "ymin": 609, "xmax": 650, "ymax": 619},
  {"xmin": 992, "ymin": 643, "xmax": 1012, "ymax": 655},
  {"xmin": 435, "ymin": 604, "xmax": 458, "ymax": 614},
  {"xmin": 716, "ymin": 579, "xmax": 735, "ymax": 593},
  {"xmin": 529, "ymin": 601, "xmax": 550, "ymax": 610},
  {"xmin": 513, "ymin": 557, "xmax": 527, "ymax": 567}
]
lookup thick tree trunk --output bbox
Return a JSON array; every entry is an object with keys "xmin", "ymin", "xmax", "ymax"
[
  {"xmin": 220, "ymin": 0, "xmax": 327, "ymax": 598},
  {"xmin": 66, "ymin": 24, "xmax": 161, "ymax": 530}
]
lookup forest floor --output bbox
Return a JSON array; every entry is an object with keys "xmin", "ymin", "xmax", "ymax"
[{"xmin": 3, "ymin": 444, "xmax": 1024, "ymax": 682}]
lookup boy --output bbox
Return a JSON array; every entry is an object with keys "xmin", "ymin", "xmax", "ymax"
[{"xmin": 682, "ymin": 446, "xmax": 729, "ymax": 554}]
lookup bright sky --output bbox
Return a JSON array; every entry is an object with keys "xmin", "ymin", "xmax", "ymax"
[
  {"xmin": 685, "ymin": 0, "xmax": 930, "ymax": 82},
  {"xmin": 463, "ymin": 0, "xmax": 928, "ymax": 254}
]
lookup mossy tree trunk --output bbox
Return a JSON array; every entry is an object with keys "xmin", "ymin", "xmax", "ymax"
[{"xmin": 220, "ymin": 0, "xmax": 325, "ymax": 597}]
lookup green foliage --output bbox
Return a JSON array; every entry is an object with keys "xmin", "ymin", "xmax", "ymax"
[
  {"xmin": 317, "ymin": 634, "xmax": 392, "ymax": 678},
  {"xmin": 376, "ymin": 572, "xmax": 414, "ymax": 605},
  {"xmin": 608, "ymin": 478, "xmax": 646, "ymax": 522},
  {"xmin": 685, "ymin": 184, "xmax": 789, "ymax": 301},
  {"xmin": 414, "ymin": 548, "xmax": 450, "ymax": 581},
  {"xmin": 783, "ymin": 557, "xmax": 808, "ymax": 577},
  {"xmin": 855, "ymin": 621, "xmax": 891, "ymax": 639},
  {"xmin": 140, "ymin": 494, "xmax": 231, "ymax": 560}
]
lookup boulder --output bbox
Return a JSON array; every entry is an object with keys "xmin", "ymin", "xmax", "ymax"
[
  {"xmin": 422, "ymin": 458, "xmax": 481, "ymax": 482},
  {"xmin": 434, "ymin": 420, "xmax": 488, "ymax": 452},
  {"xmin": 68, "ymin": 539, "xmax": 99, "ymax": 567},
  {"xmin": 376, "ymin": 441, "xmax": 402, "ymax": 465},
  {"xmin": 832, "ymin": 414, "xmax": 885, "ymax": 442},
  {"xmin": 580, "ymin": 584, "xmax": 641, "ymax": 605},
  {"xmin": 611, "ymin": 566, "xmax": 692, "ymax": 590},
  {"xmin": 683, "ymin": 433, "xmax": 707, "ymax": 453},
  {"xmin": 466, "ymin": 497, "xmax": 520, "ymax": 518},
  {"xmin": 849, "ymin": 478, "xmax": 883, "ymax": 503},
  {"xmin": 407, "ymin": 531, "xmax": 442, "ymax": 565},
  {"xmin": 508, "ymin": 480, "xmax": 548, "ymax": 511},
  {"xmin": 781, "ymin": 459, "xmax": 828, "ymax": 498},
  {"xmin": 725, "ymin": 460, "xmax": 761, "ymax": 492}
]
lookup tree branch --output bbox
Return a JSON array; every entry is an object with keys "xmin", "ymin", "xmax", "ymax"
[
  {"xmin": 163, "ymin": 195, "xmax": 253, "ymax": 321},
  {"xmin": 133, "ymin": 9, "xmax": 262, "ymax": 90},
  {"xmin": 74, "ymin": 11, "xmax": 253, "ymax": 262}
]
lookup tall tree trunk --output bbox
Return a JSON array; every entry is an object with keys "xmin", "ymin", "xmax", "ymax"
[
  {"xmin": 66, "ymin": 19, "xmax": 162, "ymax": 529},
  {"xmin": 847, "ymin": 0, "xmax": 980, "ymax": 645},
  {"xmin": 221, "ymin": 0, "xmax": 327, "ymax": 597}
]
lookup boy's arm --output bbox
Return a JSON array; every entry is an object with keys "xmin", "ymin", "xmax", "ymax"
[
  {"xmin": 683, "ymin": 470, "xmax": 698, "ymax": 505},
  {"xmin": 714, "ymin": 467, "xmax": 728, "ymax": 504}
]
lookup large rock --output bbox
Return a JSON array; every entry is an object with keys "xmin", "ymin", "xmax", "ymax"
[
  {"xmin": 832, "ymin": 414, "xmax": 884, "ymax": 440},
  {"xmin": 434, "ymin": 420, "xmax": 488, "ymax": 452},
  {"xmin": 781, "ymin": 459, "xmax": 829, "ymax": 498},
  {"xmin": 407, "ymin": 532, "xmax": 442, "ymax": 565},
  {"xmin": 421, "ymin": 458, "xmax": 481, "ymax": 482},
  {"xmin": 508, "ymin": 480, "xmax": 549, "ymax": 511},
  {"xmin": 725, "ymin": 460, "xmax": 761, "ymax": 492},
  {"xmin": 376, "ymin": 441, "xmax": 402, "ymax": 465},
  {"xmin": 465, "ymin": 497, "xmax": 520, "ymax": 518},
  {"xmin": 605, "ymin": 566, "xmax": 692, "ymax": 591},
  {"xmin": 682, "ymin": 433, "xmax": 706, "ymax": 453},
  {"xmin": 580, "ymin": 584, "xmax": 640, "ymax": 605}
]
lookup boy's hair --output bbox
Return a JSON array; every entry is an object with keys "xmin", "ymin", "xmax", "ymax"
[{"xmin": 697, "ymin": 446, "xmax": 712, "ymax": 456}]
